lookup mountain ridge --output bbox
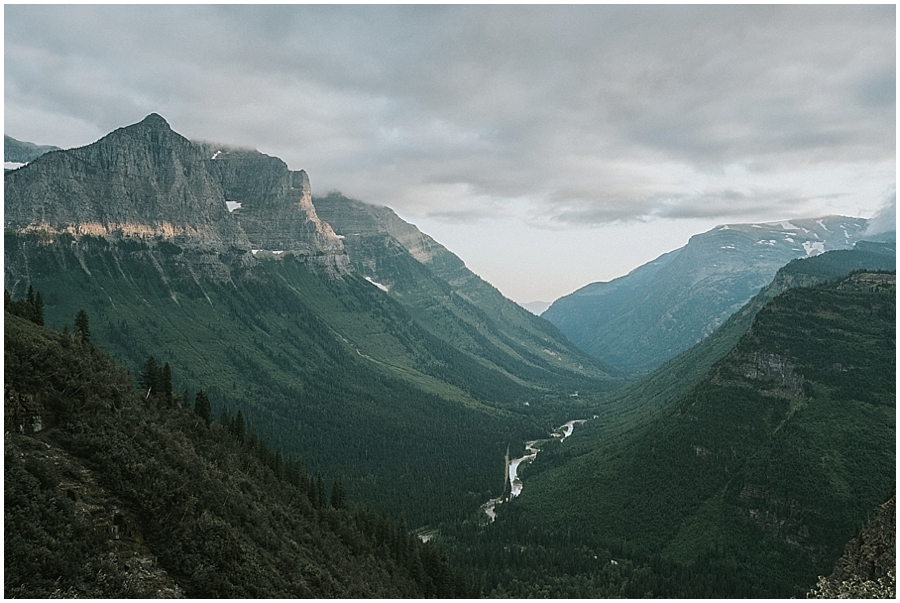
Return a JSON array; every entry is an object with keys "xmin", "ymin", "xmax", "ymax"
[
  {"xmin": 4, "ymin": 114, "xmax": 350, "ymax": 276},
  {"xmin": 543, "ymin": 216, "xmax": 871, "ymax": 374}
]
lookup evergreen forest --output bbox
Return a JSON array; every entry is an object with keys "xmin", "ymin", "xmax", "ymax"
[{"xmin": 5, "ymin": 306, "xmax": 475, "ymax": 597}]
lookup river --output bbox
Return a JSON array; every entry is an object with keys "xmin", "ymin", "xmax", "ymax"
[{"xmin": 482, "ymin": 419, "xmax": 586, "ymax": 521}]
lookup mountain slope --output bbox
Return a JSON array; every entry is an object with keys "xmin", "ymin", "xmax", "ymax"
[
  {"xmin": 4, "ymin": 311, "xmax": 473, "ymax": 598},
  {"xmin": 577, "ymin": 240, "xmax": 897, "ymax": 432},
  {"xmin": 543, "ymin": 217, "xmax": 869, "ymax": 375},
  {"xmin": 314, "ymin": 192, "xmax": 620, "ymax": 402},
  {"xmin": 515, "ymin": 270, "xmax": 895, "ymax": 597},
  {"xmin": 3, "ymin": 114, "xmax": 611, "ymax": 526}
]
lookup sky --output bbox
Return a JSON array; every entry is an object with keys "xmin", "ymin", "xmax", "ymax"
[{"xmin": 4, "ymin": 4, "xmax": 896, "ymax": 304}]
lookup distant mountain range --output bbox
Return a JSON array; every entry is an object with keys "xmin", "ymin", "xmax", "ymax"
[
  {"xmin": 4, "ymin": 134, "xmax": 60, "ymax": 166},
  {"xmin": 542, "ymin": 217, "xmax": 881, "ymax": 375}
]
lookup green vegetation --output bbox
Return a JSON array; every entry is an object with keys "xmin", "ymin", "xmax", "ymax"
[
  {"xmin": 5, "ymin": 308, "xmax": 475, "ymax": 598},
  {"xmin": 464, "ymin": 271, "xmax": 895, "ymax": 597},
  {"xmin": 6, "ymin": 232, "xmax": 597, "ymax": 526}
]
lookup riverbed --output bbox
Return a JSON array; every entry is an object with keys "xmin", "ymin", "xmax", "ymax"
[{"xmin": 482, "ymin": 419, "xmax": 586, "ymax": 521}]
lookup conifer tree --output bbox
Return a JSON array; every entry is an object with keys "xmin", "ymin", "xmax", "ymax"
[
  {"xmin": 233, "ymin": 409, "xmax": 246, "ymax": 442},
  {"xmin": 26, "ymin": 286, "xmax": 35, "ymax": 322},
  {"xmin": 140, "ymin": 356, "xmax": 159, "ymax": 397},
  {"xmin": 74, "ymin": 309, "xmax": 90, "ymax": 343},
  {"xmin": 33, "ymin": 292, "xmax": 44, "ymax": 326},
  {"xmin": 194, "ymin": 390, "xmax": 212, "ymax": 426},
  {"xmin": 161, "ymin": 362, "xmax": 174, "ymax": 406},
  {"xmin": 330, "ymin": 478, "xmax": 348, "ymax": 510}
]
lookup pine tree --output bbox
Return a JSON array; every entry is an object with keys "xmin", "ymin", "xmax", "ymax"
[
  {"xmin": 74, "ymin": 309, "xmax": 90, "ymax": 343},
  {"xmin": 219, "ymin": 406, "xmax": 231, "ymax": 430},
  {"xmin": 233, "ymin": 410, "xmax": 246, "ymax": 442},
  {"xmin": 194, "ymin": 390, "xmax": 212, "ymax": 426},
  {"xmin": 330, "ymin": 479, "xmax": 347, "ymax": 510},
  {"xmin": 161, "ymin": 362, "xmax": 174, "ymax": 406},
  {"xmin": 33, "ymin": 292, "xmax": 44, "ymax": 326},
  {"xmin": 140, "ymin": 356, "xmax": 159, "ymax": 397},
  {"xmin": 26, "ymin": 286, "xmax": 35, "ymax": 322}
]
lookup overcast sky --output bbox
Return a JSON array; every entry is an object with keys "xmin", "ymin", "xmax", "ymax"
[{"xmin": 4, "ymin": 5, "xmax": 896, "ymax": 303}]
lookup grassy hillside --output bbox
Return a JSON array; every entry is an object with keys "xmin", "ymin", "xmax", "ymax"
[{"xmin": 5, "ymin": 311, "xmax": 474, "ymax": 598}]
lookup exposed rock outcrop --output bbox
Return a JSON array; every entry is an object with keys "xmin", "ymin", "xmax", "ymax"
[{"xmin": 4, "ymin": 114, "xmax": 350, "ymax": 277}]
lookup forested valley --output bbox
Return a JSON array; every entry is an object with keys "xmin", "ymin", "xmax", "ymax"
[
  {"xmin": 3, "ymin": 114, "xmax": 894, "ymax": 598},
  {"xmin": 5, "ymin": 301, "xmax": 476, "ymax": 597}
]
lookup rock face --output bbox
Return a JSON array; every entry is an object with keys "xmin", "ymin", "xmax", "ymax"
[
  {"xmin": 542, "ymin": 217, "xmax": 870, "ymax": 375},
  {"xmin": 4, "ymin": 114, "xmax": 350, "ymax": 275},
  {"xmin": 199, "ymin": 144, "xmax": 349, "ymax": 274}
]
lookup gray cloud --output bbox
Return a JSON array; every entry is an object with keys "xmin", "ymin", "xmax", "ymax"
[
  {"xmin": 863, "ymin": 187, "xmax": 897, "ymax": 237},
  {"xmin": 5, "ymin": 4, "xmax": 895, "ymax": 228}
]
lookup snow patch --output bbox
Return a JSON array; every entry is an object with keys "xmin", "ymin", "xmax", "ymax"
[
  {"xmin": 273, "ymin": 250, "xmax": 284, "ymax": 255},
  {"xmin": 816, "ymin": 219, "xmax": 829, "ymax": 232},
  {"xmin": 335, "ymin": 234, "xmax": 345, "ymax": 239},
  {"xmin": 226, "ymin": 201, "xmax": 242, "ymax": 212},
  {"xmin": 784, "ymin": 237, "xmax": 795, "ymax": 243},
  {"xmin": 4, "ymin": 161, "xmax": 27, "ymax": 170},
  {"xmin": 364, "ymin": 276, "xmax": 389, "ymax": 292},
  {"xmin": 802, "ymin": 241, "xmax": 825, "ymax": 257},
  {"xmin": 757, "ymin": 240, "xmax": 776, "ymax": 246},
  {"xmin": 751, "ymin": 224, "xmax": 763, "ymax": 228},
  {"xmin": 719, "ymin": 225, "xmax": 731, "ymax": 230},
  {"xmin": 776, "ymin": 221, "xmax": 799, "ymax": 230},
  {"xmin": 251, "ymin": 249, "xmax": 260, "ymax": 255},
  {"xmin": 211, "ymin": 150, "xmax": 222, "ymax": 160},
  {"xmin": 720, "ymin": 244, "xmax": 735, "ymax": 250}
]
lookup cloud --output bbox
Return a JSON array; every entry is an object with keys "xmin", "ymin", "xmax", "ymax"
[
  {"xmin": 5, "ymin": 4, "xmax": 895, "ymax": 229},
  {"xmin": 863, "ymin": 187, "xmax": 897, "ymax": 237}
]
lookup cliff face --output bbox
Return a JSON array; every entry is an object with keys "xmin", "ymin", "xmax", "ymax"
[
  {"xmin": 199, "ymin": 145, "xmax": 349, "ymax": 274},
  {"xmin": 4, "ymin": 114, "xmax": 350, "ymax": 276}
]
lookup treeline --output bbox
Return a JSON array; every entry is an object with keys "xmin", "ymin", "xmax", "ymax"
[{"xmin": 4, "ymin": 291, "xmax": 477, "ymax": 598}]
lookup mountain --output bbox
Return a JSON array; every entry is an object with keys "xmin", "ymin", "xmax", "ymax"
[
  {"xmin": 3, "ymin": 114, "xmax": 615, "ymax": 527},
  {"xmin": 4, "ymin": 134, "xmax": 61, "ymax": 165},
  {"xmin": 4, "ymin": 310, "xmax": 474, "ymax": 598},
  {"xmin": 506, "ymin": 268, "xmax": 895, "ymax": 597},
  {"xmin": 543, "ymin": 217, "xmax": 870, "ymax": 375},
  {"xmin": 4, "ymin": 113, "xmax": 347, "ymax": 272},
  {"xmin": 313, "ymin": 192, "xmax": 617, "ymax": 398}
]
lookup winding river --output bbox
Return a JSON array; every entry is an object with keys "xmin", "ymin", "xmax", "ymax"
[{"xmin": 482, "ymin": 419, "xmax": 586, "ymax": 521}]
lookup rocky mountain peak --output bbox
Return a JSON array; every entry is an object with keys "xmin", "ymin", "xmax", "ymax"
[
  {"xmin": 4, "ymin": 115, "xmax": 351, "ymax": 276},
  {"xmin": 138, "ymin": 112, "xmax": 171, "ymax": 129}
]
